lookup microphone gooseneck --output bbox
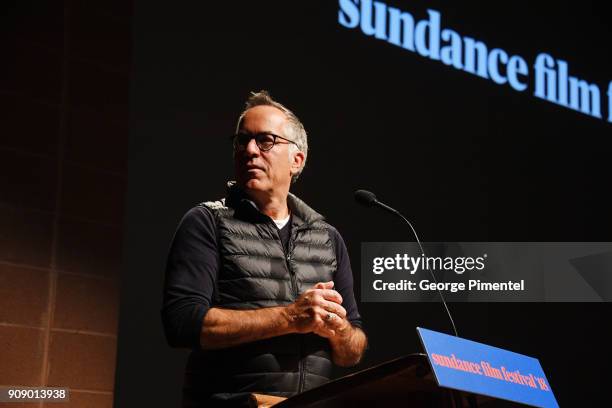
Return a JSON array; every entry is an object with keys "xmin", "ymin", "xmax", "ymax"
[{"xmin": 354, "ymin": 189, "xmax": 459, "ymax": 338}]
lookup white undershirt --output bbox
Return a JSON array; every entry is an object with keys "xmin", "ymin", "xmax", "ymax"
[
  {"xmin": 246, "ymin": 200, "xmax": 291, "ymax": 229},
  {"xmin": 272, "ymin": 214, "xmax": 291, "ymax": 229}
]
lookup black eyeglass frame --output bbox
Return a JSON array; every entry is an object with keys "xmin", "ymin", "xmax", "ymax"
[{"xmin": 232, "ymin": 132, "xmax": 298, "ymax": 152}]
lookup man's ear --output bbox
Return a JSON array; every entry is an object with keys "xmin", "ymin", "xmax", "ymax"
[{"xmin": 290, "ymin": 150, "xmax": 305, "ymax": 176}]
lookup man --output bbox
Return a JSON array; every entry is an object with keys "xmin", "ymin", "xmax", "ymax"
[{"xmin": 162, "ymin": 91, "xmax": 367, "ymax": 407}]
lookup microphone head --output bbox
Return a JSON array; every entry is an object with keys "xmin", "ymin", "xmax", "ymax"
[{"xmin": 354, "ymin": 189, "xmax": 377, "ymax": 207}]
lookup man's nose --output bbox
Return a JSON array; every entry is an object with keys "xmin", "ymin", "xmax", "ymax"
[{"xmin": 244, "ymin": 137, "xmax": 260, "ymax": 155}]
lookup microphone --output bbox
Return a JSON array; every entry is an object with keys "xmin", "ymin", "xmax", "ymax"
[
  {"xmin": 354, "ymin": 189, "xmax": 399, "ymax": 215},
  {"xmin": 354, "ymin": 189, "xmax": 459, "ymax": 337}
]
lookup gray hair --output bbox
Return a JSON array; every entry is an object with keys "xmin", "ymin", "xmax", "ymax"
[{"xmin": 235, "ymin": 90, "xmax": 308, "ymax": 183}]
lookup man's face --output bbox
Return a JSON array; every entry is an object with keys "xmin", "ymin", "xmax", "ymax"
[{"xmin": 234, "ymin": 105, "xmax": 303, "ymax": 196}]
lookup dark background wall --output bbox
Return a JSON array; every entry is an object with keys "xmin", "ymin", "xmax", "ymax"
[
  {"xmin": 1, "ymin": 2, "xmax": 132, "ymax": 407},
  {"xmin": 116, "ymin": 1, "xmax": 612, "ymax": 407}
]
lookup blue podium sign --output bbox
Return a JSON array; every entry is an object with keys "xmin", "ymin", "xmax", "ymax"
[{"xmin": 417, "ymin": 328, "xmax": 559, "ymax": 407}]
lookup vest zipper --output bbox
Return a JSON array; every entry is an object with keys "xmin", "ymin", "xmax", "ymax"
[
  {"xmin": 282, "ymin": 225, "xmax": 303, "ymax": 299},
  {"xmin": 283, "ymin": 225, "xmax": 306, "ymax": 394}
]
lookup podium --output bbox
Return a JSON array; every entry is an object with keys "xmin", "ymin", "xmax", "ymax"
[{"xmin": 260, "ymin": 353, "xmax": 520, "ymax": 408}]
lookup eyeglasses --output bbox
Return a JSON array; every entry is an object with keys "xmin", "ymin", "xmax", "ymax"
[{"xmin": 232, "ymin": 132, "xmax": 298, "ymax": 152}]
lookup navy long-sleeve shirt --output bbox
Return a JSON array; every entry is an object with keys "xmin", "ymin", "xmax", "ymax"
[{"xmin": 161, "ymin": 205, "xmax": 362, "ymax": 349}]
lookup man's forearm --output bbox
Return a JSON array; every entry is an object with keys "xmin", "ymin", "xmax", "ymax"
[
  {"xmin": 200, "ymin": 306, "xmax": 294, "ymax": 349},
  {"xmin": 328, "ymin": 325, "xmax": 367, "ymax": 367},
  {"xmin": 200, "ymin": 283, "xmax": 357, "ymax": 352}
]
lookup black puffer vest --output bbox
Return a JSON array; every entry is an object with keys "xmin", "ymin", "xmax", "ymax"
[{"xmin": 183, "ymin": 183, "xmax": 337, "ymax": 407}]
